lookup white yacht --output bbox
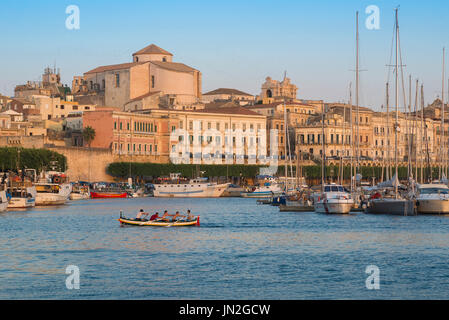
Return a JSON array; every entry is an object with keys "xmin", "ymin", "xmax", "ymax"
[
  {"xmin": 314, "ymin": 184, "xmax": 354, "ymax": 214},
  {"xmin": 153, "ymin": 178, "xmax": 228, "ymax": 198},
  {"xmin": 7, "ymin": 186, "xmax": 36, "ymax": 209},
  {"xmin": 241, "ymin": 183, "xmax": 283, "ymax": 198},
  {"xmin": 416, "ymin": 184, "xmax": 449, "ymax": 214},
  {"xmin": 0, "ymin": 190, "xmax": 8, "ymax": 212},
  {"xmin": 35, "ymin": 183, "xmax": 72, "ymax": 206}
]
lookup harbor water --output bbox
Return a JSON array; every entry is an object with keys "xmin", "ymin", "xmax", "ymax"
[{"xmin": 1, "ymin": 197, "xmax": 449, "ymax": 299}]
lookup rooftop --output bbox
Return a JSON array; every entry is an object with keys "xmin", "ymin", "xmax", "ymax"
[
  {"xmin": 203, "ymin": 88, "xmax": 253, "ymax": 96},
  {"xmin": 132, "ymin": 44, "xmax": 173, "ymax": 56}
]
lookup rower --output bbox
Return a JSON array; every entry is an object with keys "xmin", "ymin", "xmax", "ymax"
[
  {"xmin": 160, "ymin": 210, "xmax": 171, "ymax": 221},
  {"xmin": 172, "ymin": 211, "xmax": 184, "ymax": 222},
  {"xmin": 149, "ymin": 212, "xmax": 160, "ymax": 221},
  {"xmin": 186, "ymin": 209, "xmax": 194, "ymax": 221},
  {"xmin": 136, "ymin": 209, "xmax": 149, "ymax": 221}
]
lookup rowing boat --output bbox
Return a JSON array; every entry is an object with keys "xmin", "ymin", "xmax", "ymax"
[{"xmin": 118, "ymin": 216, "xmax": 200, "ymax": 227}]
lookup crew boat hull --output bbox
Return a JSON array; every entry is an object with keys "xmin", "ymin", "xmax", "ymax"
[{"xmin": 118, "ymin": 217, "xmax": 200, "ymax": 227}]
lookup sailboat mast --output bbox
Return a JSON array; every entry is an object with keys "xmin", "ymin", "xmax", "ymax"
[
  {"xmin": 355, "ymin": 11, "xmax": 360, "ymax": 179},
  {"xmin": 420, "ymin": 82, "xmax": 424, "ymax": 183},
  {"xmin": 386, "ymin": 82, "xmax": 391, "ymax": 180},
  {"xmin": 414, "ymin": 79, "xmax": 419, "ymax": 181},
  {"xmin": 321, "ymin": 102, "xmax": 326, "ymax": 192},
  {"xmin": 394, "ymin": 8, "xmax": 399, "ymax": 199},
  {"xmin": 349, "ymin": 83, "xmax": 354, "ymax": 192},
  {"xmin": 442, "ymin": 47, "xmax": 446, "ymax": 180}
]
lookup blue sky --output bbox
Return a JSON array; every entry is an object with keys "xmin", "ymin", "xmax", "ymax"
[{"xmin": 1, "ymin": 0, "xmax": 449, "ymax": 110}]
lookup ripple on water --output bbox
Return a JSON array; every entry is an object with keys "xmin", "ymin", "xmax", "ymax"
[{"xmin": 2, "ymin": 197, "xmax": 449, "ymax": 299}]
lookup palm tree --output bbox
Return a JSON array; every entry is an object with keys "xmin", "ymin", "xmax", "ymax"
[{"xmin": 82, "ymin": 126, "xmax": 96, "ymax": 148}]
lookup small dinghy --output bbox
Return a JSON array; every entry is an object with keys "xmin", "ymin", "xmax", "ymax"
[{"xmin": 118, "ymin": 213, "xmax": 200, "ymax": 227}]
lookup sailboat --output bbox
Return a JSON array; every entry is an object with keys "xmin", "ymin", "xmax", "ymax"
[
  {"xmin": 314, "ymin": 73, "xmax": 354, "ymax": 214},
  {"xmin": 416, "ymin": 49, "xmax": 449, "ymax": 214},
  {"xmin": 365, "ymin": 8, "xmax": 416, "ymax": 215}
]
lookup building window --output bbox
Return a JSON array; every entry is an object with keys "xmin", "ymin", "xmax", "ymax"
[
  {"xmin": 115, "ymin": 74, "xmax": 120, "ymax": 88},
  {"xmin": 151, "ymin": 76, "xmax": 155, "ymax": 88}
]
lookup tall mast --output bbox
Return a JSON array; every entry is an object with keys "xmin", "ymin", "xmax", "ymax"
[
  {"xmin": 407, "ymin": 75, "xmax": 412, "ymax": 180},
  {"xmin": 414, "ymin": 79, "xmax": 419, "ymax": 182},
  {"xmin": 349, "ymin": 83, "xmax": 354, "ymax": 192},
  {"xmin": 283, "ymin": 73, "xmax": 288, "ymax": 192},
  {"xmin": 420, "ymin": 82, "xmax": 424, "ymax": 183},
  {"xmin": 321, "ymin": 101, "xmax": 326, "ymax": 192},
  {"xmin": 386, "ymin": 82, "xmax": 391, "ymax": 180},
  {"xmin": 394, "ymin": 8, "xmax": 399, "ymax": 199},
  {"xmin": 442, "ymin": 47, "xmax": 446, "ymax": 180},
  {"xmin": 355, "ymin": 11, "xmax": 360, "ymax": 179}
]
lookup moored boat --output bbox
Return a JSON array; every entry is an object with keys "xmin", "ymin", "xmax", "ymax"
[
  {"xmin": 35, "ymin": 183, "xmax": 72, "ymax": 206},
  {"xmin": 7, "ymin": 186, "xmax": 36, "ymax": 209},
  {"xmin": 70, "ymin": 185, "xmax": 90, "ymax": 200},
  {"xmin": 241, "ymin": 183, "xmax": 283, "ymax": 199},
  {"xmin": 153, "ymin": 178, "xmax": 228, "ymax": 198},
  {"xmin": 416, "ymin": 184, "xmax": 449, "ymax": 214},
  {"xmin": 91, "ymin": 191, "xmax": 128, "ymax": 199},
  {"xmin": 314, "ymin": 184, "xmax": 354, "ymax": 214},
  {"xmin": 0, "ymin": 190, "xmax": 8, "ymax": 212}
]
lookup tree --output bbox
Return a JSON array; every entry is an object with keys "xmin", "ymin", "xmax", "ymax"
[{"xmin": 82, "ymin": 126, "xmax": 96, "ymax": 148}]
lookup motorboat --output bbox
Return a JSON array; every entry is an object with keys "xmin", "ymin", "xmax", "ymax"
[
  {"xmin": 241, "ymin": 183, "xmax": 283, "ymax": 198},
  {"xmin": 70, "ymin": 185, "xmax": 90, "ymax": 200},
  {"xmin": 34, "ymin": 183, "xmax": 72, "ymax": 206},
  {"xmin": 314, "ymin": 184, "xmax": 354, "ymax": 214},
  {"xmin": 416, "ymin": 184, "xmax": 449, "ymax": 214},
  {"xmin": 7, "ymin": 186, "xmax": 36, "ymax": 209},
  {"xmin": 222, "ymin": 184, "xmax": 247, "ymax": 197},
  {"xmin": 153, "ymin": 178, "xmax": 228, "ymax": 198}
]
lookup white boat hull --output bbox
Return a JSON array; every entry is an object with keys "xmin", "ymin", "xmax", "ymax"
[
  {"xmin": 0, "ymin": 191, "xmax": 7, "ymax": 212},
  {"xmin": 35, "ymin": 194, "xmax": 68, "ymax": 206},
  {"xmin": 153, "ymin": 183, "xmax": 228, "ymax": 198},
  {"xmin": 8, "ymin": 197, "xmax": 35, "ymax": 208},
  {"xmin": 417, "ymin": 198, "xmax": 449, "ymax": 214},
  {"xmin": 69, "ymin": 193, "xmax": 90, "ymax": 200},
  {"xmin": 314, "ymin": 201, "xmax": 353, "ymax": 214}
]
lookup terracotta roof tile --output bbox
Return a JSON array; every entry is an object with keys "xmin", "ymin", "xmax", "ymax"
[
  {"xmin": 84, "ymin": 62, "xmax": 143, "ymax": 75},
  {"xmin": 150, "ymin": 61, "xmax": 197, "ymax": 73},
  {"xmin": 132, "ymin": 44, "xmax": 173, "ymax": 56},
  {"xmin": 203, "ymin": 88, "xmax": 253, "ymax": 96}
]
